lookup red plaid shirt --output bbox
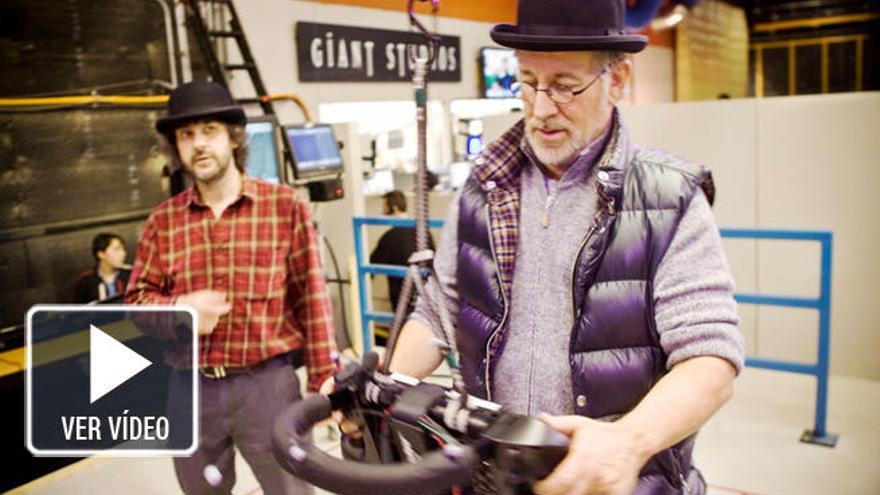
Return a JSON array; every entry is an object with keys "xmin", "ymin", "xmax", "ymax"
[{"xmin": 125, "ymin": 176, "xmax": 337, "ymax": 391}]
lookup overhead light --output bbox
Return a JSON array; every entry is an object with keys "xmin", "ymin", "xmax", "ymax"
[{"xmin": 650, "ymin": 5, "xmax": 689, "ymax": 31}]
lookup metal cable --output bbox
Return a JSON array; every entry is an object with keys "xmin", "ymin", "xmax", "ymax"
[
  {"xmin": 382, "ymin": 57, "xmax": 430, "ymax": 373},
  {"xmin": 381, "ymin": 3, "xmax": 467, "ymax": 401}
]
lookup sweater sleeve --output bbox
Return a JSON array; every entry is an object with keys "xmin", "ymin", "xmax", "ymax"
[{"xmin": 653, "ymin": 190, "xmax": 745, "ymax": 373}]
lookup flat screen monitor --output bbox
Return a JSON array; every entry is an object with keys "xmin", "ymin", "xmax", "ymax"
[
  {"xmin": 245, "ymin": 116, "xmax": 284, "ymax": 184},
  {"xmin": 283, "ymin": 124, "xmax": 344, "ymax": 180},
  {"xmin": 480, "ymin": 47, "xmax": 519, "ymax": 99}
]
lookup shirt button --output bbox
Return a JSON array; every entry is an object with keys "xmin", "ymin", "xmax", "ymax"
[
  {"xmin": 474, "ymin": 156, "xmax": 485, "ymax": 166},
  {"xmin": 597, "ymin": 171, "xmax": 610, "ymax": 182},
  {"xmin": 576, "ymin": 394, "xmax": 588, "ymax": 408},
  {"xmin": 483, "ymin": 180, "xmax": 496, "ymax": 191}
]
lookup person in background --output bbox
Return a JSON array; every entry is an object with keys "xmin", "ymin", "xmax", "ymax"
[
  {"xmin": 385, "ymin": 0, "xmax": 744, "ymax": 493},
  {"xmin": 370, "ymin": 190, "xmax": 435, "ymax": 317},
  {"xmin": 71, "ymin": 232, "xmax": 130, "ymax": 303},
  {"xmin": 126, "ymin": 80, "xmax": 337, "ymax": 495}
]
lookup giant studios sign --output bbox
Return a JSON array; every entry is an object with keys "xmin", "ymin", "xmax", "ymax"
[{"xmin": 295, "ymin": 22, "xmax": 461, "ymax": 82}]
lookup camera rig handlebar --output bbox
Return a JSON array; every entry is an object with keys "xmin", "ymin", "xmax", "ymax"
[{"xmin": 271, "ymin": 353, "xmax": 569, "ymax": 495}]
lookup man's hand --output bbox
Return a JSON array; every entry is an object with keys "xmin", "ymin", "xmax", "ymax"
[
  {"xmin": 532, "ymin": 414, "xmax": 647, "ymax": 495},
  {"xmin": 318, "ymin": 375, "xmax": 336, "ymax": 396},
  {"xmin": 533, "ymin": 357, "xmax": 736, "ymax": 495},
  {"xmin": 177, "ymin": 290, "xmax": 232, "ymax": 335},
  {"xmin": 313, "ymin": 376, "xmax": 345, "ymax": 430},
  {"xmin": 319, "ymin": 372, "xmax": 363, "ymax": 436}
]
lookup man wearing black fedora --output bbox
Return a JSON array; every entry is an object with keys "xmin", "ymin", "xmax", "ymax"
[
  {"xmin": 387, "ymin": 0, "xmax": 744, "ymax": 494},
  {"xmin": 126, "ymin": 80, "xmax": 337, "ymax": 494}
]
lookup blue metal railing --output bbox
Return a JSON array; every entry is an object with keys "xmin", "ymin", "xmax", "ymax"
[
  {"xmin": 353, "ymin": 216, "xmax": 444, "ymax": 333},
  {"xmin": 720, "ymin": 228, "xmax": 837, "ymax": 446},
  {"xmin": 354, "ymin": 218, "xmax": 837, "ymax": 446}
]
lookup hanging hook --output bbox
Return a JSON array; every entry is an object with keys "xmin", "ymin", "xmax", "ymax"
[{"xmin": 407, "ymin": 0, "xmax": 441, "ymax": 66}]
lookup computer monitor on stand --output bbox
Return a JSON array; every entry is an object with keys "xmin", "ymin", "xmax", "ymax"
[
  {"xmin": 245, "ymin": 116, "xmax": 285, "ymax": 184},
  {"xmin": 283, "ymin": 124, "xmax": 345, "ymax": 201}
]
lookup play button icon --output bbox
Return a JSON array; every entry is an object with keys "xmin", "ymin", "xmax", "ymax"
[
  {"xmin": 27, "ymin": 305, "xmax": 198, "ymax": 456},
  {"xmin": 89, "ymin": 324, "xmax": 153, "ymax": 404}
]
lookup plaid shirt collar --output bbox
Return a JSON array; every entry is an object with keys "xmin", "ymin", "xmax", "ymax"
[
  {"xmin": 471, "ymin": 120, "xmax": 527, "ymax": 195},
  {"xmin": 470, "ymin": 109, "xmax": 630, "ymax": 300},
  {"xmin": 472, "ymin": 109, "xmax": 630, "ymax": 195},
  {"xmin": 184, "ymin": 173, "xmax": 258, "ymax": 209}
]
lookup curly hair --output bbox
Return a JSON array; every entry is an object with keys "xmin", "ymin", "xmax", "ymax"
[{"xmin": 158, "ymin": 122, "xmax": 249, "ymax": 175}]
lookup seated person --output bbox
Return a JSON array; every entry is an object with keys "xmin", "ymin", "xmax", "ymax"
[
  {"xmin": 71, "ymin": 232, "xmax": 130, "ymax": 303},
  {"xmin": 370, "ymin": 190, "xmax": 435, "ymax": 315}
]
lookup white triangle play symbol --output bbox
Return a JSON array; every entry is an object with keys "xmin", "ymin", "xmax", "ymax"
[{"xmin": 90, "ymin": 325, "xmax": 152, "ymax": 404}]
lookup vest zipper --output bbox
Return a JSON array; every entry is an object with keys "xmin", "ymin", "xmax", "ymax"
[
  {"xmin": 483, "ymin": 203, "xmax": 509, "ymax": 401},
  {"xmin": 569, "ymin": 196, "xmax": 616, "ymax": 322},
  {"xmin": 672, "ymin": 449, "xmax": 690, "ymax": 493},
  {"xmin": 679, "ymin": 472, "xmax": 690, "ymax": 493},
  {"xmin": 566, "ymin": 194, "xmax": 615, "ymax": 415},
  {"xmin": 569, "ymin": 223, "xmax": 597, "ymax": 322}
]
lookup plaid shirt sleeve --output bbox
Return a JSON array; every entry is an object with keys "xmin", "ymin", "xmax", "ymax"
[
  {"xmin": 125, "ymin": 212, "xmax": 175, "ymax": 306},
  {"xmin": 288, "ymin": 198, "xmax": 338, "ymax": 392},
  {"xmin": 124, "ymin": 212, "xmax": 181, "ymax": 343}
]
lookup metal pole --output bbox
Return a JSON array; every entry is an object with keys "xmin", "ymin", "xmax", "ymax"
[
  {"xmin": 382, "ymin": 57, "xmax": 428, "ymax": 371},
  {"xmin": 353, "ymin": 218, "xmax": 372, "ymax": 353},
  {"xmin": 802, "ymin": 233, "xmax": 837, "ymax": 446}
]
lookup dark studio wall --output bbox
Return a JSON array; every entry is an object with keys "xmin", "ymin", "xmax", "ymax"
[
  {"xmin": 1, "ymin": 1, "xmax": 181, "ymax": 488},
  {"xmin": 0, "ymin": 0, "xmax": 176, "ymax": 330}
]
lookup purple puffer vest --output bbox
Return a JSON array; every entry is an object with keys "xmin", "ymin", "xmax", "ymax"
[{"xmin": 455, "ymin": 120, "xmax": 715, "ymax": 494}]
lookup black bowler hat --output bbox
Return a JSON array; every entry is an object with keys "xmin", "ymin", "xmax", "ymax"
[
  {"xmin": 155, "ymin": 81, "xmax": 246, "ymax": 135},
  {"xmin": 491, "ymin": 0, "xmax": 647, "ymax": 53}
]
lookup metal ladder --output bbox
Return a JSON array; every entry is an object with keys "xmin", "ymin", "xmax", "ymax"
[{"xmin": 181, "ymin": 0, "xmax": 297, "ymax": 179}]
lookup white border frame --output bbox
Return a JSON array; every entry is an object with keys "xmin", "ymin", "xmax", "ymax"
[{"xmin": 26, "ymin": 304, "xmax": 199, "ymax": 457}]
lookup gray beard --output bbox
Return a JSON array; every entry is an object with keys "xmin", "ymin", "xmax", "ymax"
[{"xmin": 525, "ymin": 129, "xmax": 589, "ymax": 169}]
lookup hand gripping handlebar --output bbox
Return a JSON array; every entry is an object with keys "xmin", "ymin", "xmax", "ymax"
[{"xmin": 272, "ymin": 394, "xmax": 479, "ymax": 495}]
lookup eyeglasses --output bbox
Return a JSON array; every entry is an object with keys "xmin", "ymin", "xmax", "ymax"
[{"xmin": 514, "ymin": 67, "xmax": 609, "ymax": 105}]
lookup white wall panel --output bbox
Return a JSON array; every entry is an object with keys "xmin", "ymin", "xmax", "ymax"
[{"xmin": 624, "ymin": 93, "xmax": 880, "ymax": 379}]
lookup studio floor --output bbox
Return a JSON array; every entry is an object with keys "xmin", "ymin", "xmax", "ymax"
[{"xmin": 7, "ymin": 367, "xmax": 879, "ymax": 495}]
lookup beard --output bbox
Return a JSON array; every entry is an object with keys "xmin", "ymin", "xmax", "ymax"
[
  {"xmin": 525, "ymin": 117, "xmax": 590, "ymax": 169},
  {"xmin": 187, "ymin": 151, "xmax": 231, "ymax": 184}
]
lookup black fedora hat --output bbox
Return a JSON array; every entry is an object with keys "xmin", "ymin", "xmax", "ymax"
[
  {"xmin": 155, "ymin": 80, "xmax": 246, "ymax": 135},
  {"xmin": 491, "ymin": 0, "xmax": 647, "ymax": 53}
]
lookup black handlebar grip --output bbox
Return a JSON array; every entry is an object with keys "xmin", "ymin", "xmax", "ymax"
[
  {"xmin": 340, "ymin": 433, "xmax": 366, "ymax": 461},
  {"xmin": 272, "ymin": 395, "xmax": 480, "ymax": 495}
]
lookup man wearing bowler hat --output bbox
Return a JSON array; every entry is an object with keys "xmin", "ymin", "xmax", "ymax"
[
  {"xmin": 126, "ymin": 80, "xmax": 337, "ymax": 494},
  {"xmin": 386, "ymin": 0, "xmax": 744, "ymax": 493}
]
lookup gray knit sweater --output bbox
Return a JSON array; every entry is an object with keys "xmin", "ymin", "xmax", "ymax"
[{"xmin": 411, "ymin": 128, "xmax": 744, "ymax": 416}]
